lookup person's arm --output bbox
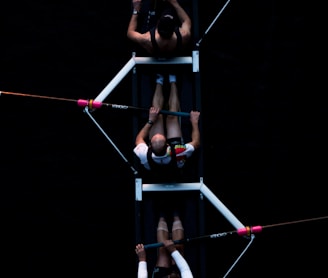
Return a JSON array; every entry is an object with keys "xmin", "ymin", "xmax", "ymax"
[
  {"xmin": 187, "ymin": 111, "xmax": 200, "ymax": 149},
  {"xmin": 135, "ymin": 107, "xmax": 160, "ymax": 146},
  {"xmin": 164, "ymin": 240, "xmax": 193, "ymax": 278},
  {"xmin": 171, "ymin": 251, "xmax": 193, "ymax": 278},
  {"xmin": 136, "ymin": 244, "xmax": 148, "ymax": 278},
  {"xmin": 135, "ymin": 121, "xmax": 153, "ymax": 145},
  {"xmin": 167, "ymin": 0, "xmax": 192, "ymax": 42},
  {"xmin": 127, "ymin": 0, "xmax": 142, "ymax": 42},
  {"xmin": 127, "ymin": 0, "xmax": 153, "ymax": 53}
]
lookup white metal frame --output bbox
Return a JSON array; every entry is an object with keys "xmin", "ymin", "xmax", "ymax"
[
  {"xmin": 135, "ymin": 177, "xmax": 245, "ymax": 230},
  {"xmin": 90, "ymin": 52, "xmax": 246, "ymax": 231},
  {"xmin": 93, "ymin": 52, "xmax": 199, "ymax": 103}
]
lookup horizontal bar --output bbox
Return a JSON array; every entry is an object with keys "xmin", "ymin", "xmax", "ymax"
[
  {"xmin": 142, "ymin": 182, "xmax": 202, "ymax": 192},
  {"xmin": 134, "ymin": 56, "xmax": 193, "ymax": 65}
]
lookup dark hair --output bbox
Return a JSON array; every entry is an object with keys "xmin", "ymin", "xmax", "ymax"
[{"xmin": 157, "ymin": 14, "xmax": 175, "ymax": 39}]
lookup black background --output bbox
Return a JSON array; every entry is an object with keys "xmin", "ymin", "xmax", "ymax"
[{"xmin": 0, "ymin": 1, "xmax": 326, "ymax": 277}]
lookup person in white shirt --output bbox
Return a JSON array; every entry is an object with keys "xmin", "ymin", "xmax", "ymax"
[
  {"xmin": 135, "ymin": 214, "xmax": 193, "ymax": 278},
  {"xmin": 133, "ymin": 74, "xmax": 200, "ymax": 173}
]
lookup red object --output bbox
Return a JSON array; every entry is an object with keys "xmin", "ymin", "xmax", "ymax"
[
  {"xmin": 237, "ymin": 225, "xmax": 262, "ymax": 236},
  {"xmin": 77, "ymin": 99, "xmax": 103, "ymax": 109}
]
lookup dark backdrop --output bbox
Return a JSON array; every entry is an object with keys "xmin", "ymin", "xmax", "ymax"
[{"xmin": 0, "ymin": 1, "xmax": 326, "ymax": 277}]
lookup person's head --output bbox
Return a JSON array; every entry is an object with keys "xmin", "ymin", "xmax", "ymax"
[
  {"xmin": 150, "ymin": 134, "xmax": 167, "ymax": 156},
  {"xmin": 157, "ymin": 14, "xmax": 175, "ymax": 39}
]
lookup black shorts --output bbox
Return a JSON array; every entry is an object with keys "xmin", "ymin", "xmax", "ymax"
[
  {"xmin": 152, "ymin": 265, "xmax": 180, "ymax": 278},
  {"xmin": 167, "ymin": 137, "xmax": 184, "ymax": 147}
]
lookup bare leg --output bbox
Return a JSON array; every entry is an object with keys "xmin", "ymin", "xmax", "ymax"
[
  {"xmin": 155, "ymin": 217, "xmax": 171, "ymax": 268},
  {"xmin": 166, "ymin": 80, "xmax": 182, "ymax": 139},
  {"xmin": 172, "ymin": 215, "xmax": 184, "ymax": 256},
  {"xmin": 149, "ymin": 82, "xmax": 165, "ymax": 140}
]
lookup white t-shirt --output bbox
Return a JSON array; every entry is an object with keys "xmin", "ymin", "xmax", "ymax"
[
  {"xmin": 133, "ymin": 143, "xmax": 195, "ymax": 170},
  {"xmin": 137, "ymin": 250, "xmax": 193, "ymax": 278}
]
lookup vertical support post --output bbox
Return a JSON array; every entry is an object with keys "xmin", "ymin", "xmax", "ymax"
[
  {"xmin": 192, "ymin": 0, "xmax": 206, "ymax": 276},
  {"xmin": 132, "ymin": 52, "xmax": 139, "ymax": 152},
  {"xmin": 133, "ymin": 53, "xmax": 142, "ymax": 246},
  {"xmin": 135, "ymin": 178, "xmax": 143, "ymax": 243},
  {"xmin": 198, "ymin": 178, "xmax": 206, "ymax": 277},
  {"xmin": 135, "ymin": 178, "xmax": 142, "ymax": 276}
]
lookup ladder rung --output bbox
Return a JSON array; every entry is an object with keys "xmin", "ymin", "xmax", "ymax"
[{"xmin": 142, "ymin": 182, "xmax": 201, "ymax": 192}]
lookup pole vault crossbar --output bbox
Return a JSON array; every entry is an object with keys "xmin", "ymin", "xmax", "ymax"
[
  {"xmin": 94, "ymin": 52, "xmax": 198, "ymax": 103},
  {"xmin": 135, "ymin": 177, "xmax": 245, "ymax": 230}
]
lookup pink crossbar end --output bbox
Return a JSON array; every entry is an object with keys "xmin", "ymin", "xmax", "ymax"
[
  {"xmin": 77, "ymin": 99, "xmax": 88, "ymax": 107},
  {"xmin": 77, "ymin": 99, "xmax": 103, "ymax": 109},
  {"xmin": 237, "ymin": 225, "xmax": 262, "ymax": 236},
  {"xmin": 90, "ymin": 101, "xmax": 102, "ymax": 109},
  {"xmin": 251, "ymin": 226, "xmax": 262, "ymax": 234}
]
